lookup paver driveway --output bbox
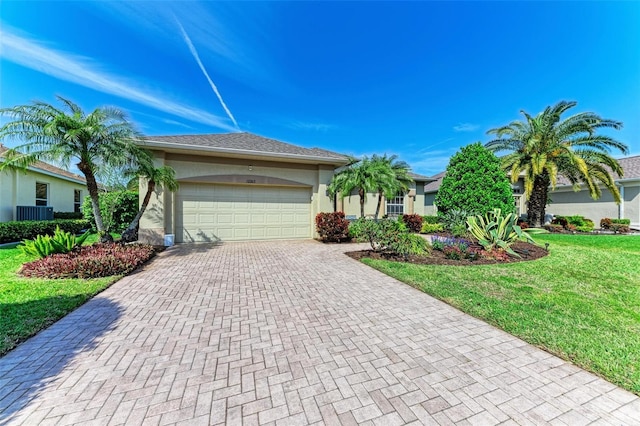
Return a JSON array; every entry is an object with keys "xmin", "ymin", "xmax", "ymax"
[{"xmin": 1, "ymin": 240, "xmax": 638, "ymax": 425}]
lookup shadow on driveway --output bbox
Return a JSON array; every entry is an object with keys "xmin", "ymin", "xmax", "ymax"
[{"xmin": 0, "ymin": 297, "xmax": 123, "ymax": 423}]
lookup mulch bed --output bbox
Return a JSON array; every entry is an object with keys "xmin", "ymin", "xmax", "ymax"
[{"xmin": 346, "ymin": 240, "xmax": 548, "ymax": 266}]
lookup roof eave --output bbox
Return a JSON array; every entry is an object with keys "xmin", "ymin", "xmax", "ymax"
[
  {"xmin": 0, "ymin": 158, "xmax": 86, "ymax": 185},
  {"xmin": 140, "ymin": 140, "xmax": 350, "ymax": 166}
]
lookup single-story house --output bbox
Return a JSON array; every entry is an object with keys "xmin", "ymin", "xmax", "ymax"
[
  {"xmin": 0, "ymin": 144, "xmax": 87, "ymax": 222},
  {"xmin": 423, "ymin": 155, "xmax": 640, "ymax": 229},
  {"xmin": 138, "ymin": 133, "xmax": 432, "ymax": 244}
]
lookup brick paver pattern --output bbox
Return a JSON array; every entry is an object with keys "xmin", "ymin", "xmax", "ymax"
[{"xmin": 1, "ymin": 240, "xmax": 638, "ymax": 425}]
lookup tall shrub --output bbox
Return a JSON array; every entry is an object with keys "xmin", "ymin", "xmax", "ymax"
[
  {"xmin": 82, "ymin": 191, "xmax": 139, "ymax": 233},
  {"xmin": 435, "ymin": 143, "xmax": 515, "ymax": 218}
]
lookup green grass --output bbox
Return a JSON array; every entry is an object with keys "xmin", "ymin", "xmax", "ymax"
[
  {"xmin": 362, "ymin": 234, "xmax": 640, "ymax": 394},
  {"xmin": 0, "ymin": 232, "xmax": 121, "ymax": 356}
]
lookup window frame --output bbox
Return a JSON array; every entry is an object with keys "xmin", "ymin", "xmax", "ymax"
[
  {"xmin": 35, "ymin": 182, "xmax": 48, "ymax": 206},
  {"xmin": 385, "ymin": 194, "xmax": 405, "ymax": 217},
  {"xmin": 74, "ymin": 189, "xmax": 82, "ymax": 213}
]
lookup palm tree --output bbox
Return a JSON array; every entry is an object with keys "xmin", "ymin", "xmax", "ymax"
[
  {"xmin": 121, "ymin": 157, "xmax": 179, "ymax": 243},
  {"xmin": 0, "ymin": 96, "xmax": 143, "ymax": 241},
  {"xmin": 370, "ymin": 154, "xmax": 413, "ymax": 219},
  {"xmin": 486, "ymin": 101, "xmax": 628, "ymax": 227},
  {"xmin": 328, "ymin": 156, "xmax": 398, "ymax": 218}
]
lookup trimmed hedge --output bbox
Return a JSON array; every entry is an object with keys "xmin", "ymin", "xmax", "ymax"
[
  {"xmin": 0, "ymin": 219, "xmax": 90, "ymax": 244},
  {"xmin": 54, "ymin": 212, "xmax": 84, "ymax": 219}
]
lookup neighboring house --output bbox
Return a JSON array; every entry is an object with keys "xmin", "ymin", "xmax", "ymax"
[
  {"xmin": 0, "ymin": 144, "xmax": 87, "ymax": 222},
  {"xmin": 138, "ymin": 133, "xmax": 431, "ymax": 244},
  {"xmin": 423, "ymin": 155, "xmax": 640, "ymax": 229},
  {"xmin": 547, "ymin": 156, "xmax": 640, "ymax": 229},
  {"xmin": 337, "ymin": 172, "xmax": 433, "ymax": 219}
]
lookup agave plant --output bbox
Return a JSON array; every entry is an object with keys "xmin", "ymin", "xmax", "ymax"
[{"xmin": 466, "ymin": 208, "xmax": 535, "ymax": 257}]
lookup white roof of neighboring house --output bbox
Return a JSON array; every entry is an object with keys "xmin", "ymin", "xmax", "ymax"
[
  {"xmin": 424, "ymin": 156, "xmax": 640, "ymax": 193},
  {"xmin": 0, "ymin": 144, "xmax": 86, "ymax": 185}
]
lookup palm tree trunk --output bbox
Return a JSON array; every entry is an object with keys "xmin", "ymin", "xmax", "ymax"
[
  {"xmin": 359, "ymin": 188, "xmax": 365, "ymax": 218},
  {"xmin": 374, "ymin": 190, "xmax": 383, "ymax": 220},
  {"xmin": 527, "ymin": 175, "xmax": 550, "ymax": 227},
  {"xmin": 78, "ymin": 162, "xmax": 111, "ymax": 242},
  {"xmin": 121, "ymin": 181, "xmax": 155, "ymax": 243}
]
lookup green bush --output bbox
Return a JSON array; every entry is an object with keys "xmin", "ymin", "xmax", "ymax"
[
  {"xmin": 82, "ymin": 191, "xmax": 139, "ymax": 233},
  {"xmin": 349, "ymin": 218, "xmax": 428, "ymax": 256},
  {"xmin": 441, "ymin": 210, "xmax": 472, "ymax": 237},
  {"xmin": 612, "ymin": 218, "xmax": 631, "ymax": 225},
  {"xmin": 435, "ymin": 143, "xmax": 514, "ymax": 217},
  {"xmin": 467, "ymin": 208, "xmax": 535, "ymax": 257},
  {"xmin": 420, "ymin": 222, "xmax": 444, "ymax": 234},
  {"xmin": 0, "ymin": 219, "xmax": 90, "ymax": 244},
  {"xmin": 422, "ymin": 215, "xmax": 440, "ymax": 224},
  {"xmin": 600, "ymin": 218, "xmax": 631, "ymax": 231},
  {"xmin": 553, "ymin": 215, "xmax": 594, "ymax": 232}
]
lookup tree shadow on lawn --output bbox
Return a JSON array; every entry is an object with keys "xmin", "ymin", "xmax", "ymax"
[{"xmin": 0, "ymin": 297, "xmax": 123, "ymax": 423}]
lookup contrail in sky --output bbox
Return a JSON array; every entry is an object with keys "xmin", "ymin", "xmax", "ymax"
[
  {"xmin": 175, "ymin": 19, "xmax": 239, "ymax": 129},
  {"xmin": 0, "ymin": 26, "xmax": 236, "ymax": 131}
]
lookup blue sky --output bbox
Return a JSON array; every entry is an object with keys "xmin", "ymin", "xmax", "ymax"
[{"xmin": 1, "ymin": 1, "xmax": 638, "ymax": 176}]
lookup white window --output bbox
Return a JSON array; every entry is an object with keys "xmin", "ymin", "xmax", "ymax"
[
  {"xmin": 74, "ymin": 189, "xmax": 82, "ymax": 213},
  {"xmin": 386, "ymin": 195, "xmax": 404, "ymax": 216},
  {"xmin": 35, "ymin": 182, "xmax": 48, "ymax": 206}
]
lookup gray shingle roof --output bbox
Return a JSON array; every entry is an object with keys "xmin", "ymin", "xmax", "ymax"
[
  {"xmin": 409, "ymin": 172, "xmax": 434, "ymax": 182},
  {"xmin": 0, "ymin": 144, "xmax": 86, "ymax": 184},
  {"xmin": 143, "ymin": 132, "xmax": 349, "ymax": 162},
  {"xmin": 556, "ymin": 155, "xmax": 640, "ymax": 185},
  {"xmin": 424, "ymin": 156, "xmax": 640, "ymax": 193},
  {"xmin": 424, "ymin": 171, "xmax": 446, "ymax": 192}
]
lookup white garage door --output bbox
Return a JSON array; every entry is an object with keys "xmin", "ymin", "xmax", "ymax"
[{"xmin": 176, "ymin": 183, "xmax": 312, "ymax": 242}]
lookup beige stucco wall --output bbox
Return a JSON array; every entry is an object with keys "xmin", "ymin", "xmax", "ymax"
[
  {"xmin": 139, "ymin": 152, "xmax": 339, "ymax": 243},
  {"xmin": 338, "ymin": 182, "xmax": 424, "ymax": 218},
  {"xmin": 548, "ymin": 187, "xmax": 619, "ymax": 223},
  {"xmin": 423, "ymin": 193, "xmax": 437, "ymax": 216},
  {"xmin": 0, "ymin": 168, "xmax": 85, "ymax": 222},
  {"xmin": 622, "ymin": 185, "xmax": 640, "ymax": 229},
  {"xmin": 549, "ymin": 183, "xmax": 640, "ymax": 229},
  {"xmin": 414, "ymin": 184, "xmax": 426, "ymax": 216}
]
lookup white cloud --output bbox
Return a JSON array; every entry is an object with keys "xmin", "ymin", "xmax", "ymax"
[
  {"xmin": 453, "ymin": 122, "xmax": 480, "ymax": 132},
  {"xmin": 0, "ymin": 26, "xmax": 237, "ymax": 131}
]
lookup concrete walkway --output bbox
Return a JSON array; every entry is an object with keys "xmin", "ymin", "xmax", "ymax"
[{"xmin": 0, "ymin": 240, "xmax": 638, "ymax": 425}]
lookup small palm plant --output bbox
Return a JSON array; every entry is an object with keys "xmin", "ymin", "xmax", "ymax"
[
  {"xmin": 466, "ymin": 209, "xmax": 535, "ymax": 257},
  {"xmin": 20, "ymin": 226, "xmax": 91, "ymax": 259}
]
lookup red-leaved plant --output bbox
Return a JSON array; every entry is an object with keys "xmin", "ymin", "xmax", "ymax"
[
  {"xmin": 401, "ymin": 214, "xmax": 424, "ymax": 233},
  {"xmin": 19, "ymin": 243, "xmax": 155, "ymax": 279}
]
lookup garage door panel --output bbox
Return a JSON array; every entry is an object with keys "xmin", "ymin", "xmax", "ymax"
[{"xmin": 176, "ymin": 183, "xmax": 311, "ymax": 242}]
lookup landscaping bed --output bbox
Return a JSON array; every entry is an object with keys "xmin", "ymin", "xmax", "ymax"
[{"xmin": 347, "ymin": 240, "xmax": 548, "ymax": 265}]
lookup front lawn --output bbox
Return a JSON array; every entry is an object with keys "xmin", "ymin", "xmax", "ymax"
[
  {"xmin": 362, "ymin": 234, "xmax": 640, "ymax": 395},
  {"xmin": 0, "ymin": 233, "xmax": 121, "ymax": 356}
]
